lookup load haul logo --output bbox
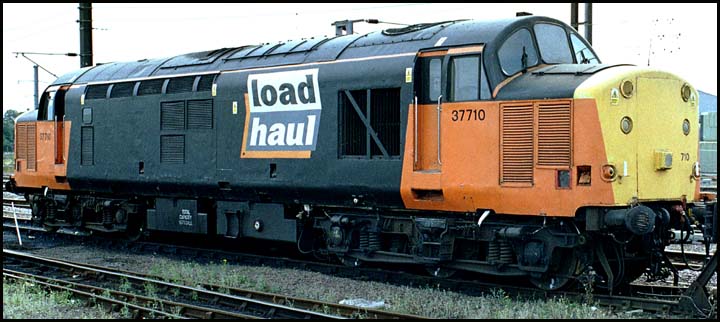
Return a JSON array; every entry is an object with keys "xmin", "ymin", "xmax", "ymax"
[{"xmin": 241, "ymin": 68, "xmax": 321, "ymax": 158}]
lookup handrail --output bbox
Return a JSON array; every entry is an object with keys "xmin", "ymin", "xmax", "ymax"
[
  {"xmin": 414, "ymin": 96, "xmax": 418, "ymax": 166},
  {"xmin": 437, "ymin": 95, "xmax": 442, "ymax": 166},
  {"xmin": 53, "ymin": 115, "xmax": 57, "ymax": 164}
]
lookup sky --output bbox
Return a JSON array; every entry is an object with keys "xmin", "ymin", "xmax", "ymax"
[{"xmin": 3, "ymin": 3, "xmax": 717, "ymax": 114}]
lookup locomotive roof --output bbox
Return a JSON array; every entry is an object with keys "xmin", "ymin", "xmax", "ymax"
[{"xmin": 55, "ymin": 15, "xmax": 584, "ymax": 85}]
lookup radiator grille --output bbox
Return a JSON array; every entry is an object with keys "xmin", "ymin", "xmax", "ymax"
[
  {"xmin": 81, "ymin": 126, "xmax": 94, "ymax": 165},
  {"xmin": 501, "ymin": 103, "xmax": 534, "ymax": 184},
  {"xmin": 26, "ymin": 124, "xmax": 36, "ymax": 170},
  {"xmin": 161, "ymin": 135, "xmax": 184, "ymax": 163},
  {"xmin": 537, "ymin": 101, "xmax": 572, "ymax": 167},
  {"xmin": 16, "ymin": 124, "xmax": 27, "ymax": 163},
  {"xmin": 187, "ymin": 99, "xmax": 213, "ymax": 129},
  {"xmin": 161, "ymin": 101, "xmax": 185, "ymax": 130}
]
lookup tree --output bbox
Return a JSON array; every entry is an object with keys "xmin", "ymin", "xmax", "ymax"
[{"xmin": 3, "ymin": 109, "xmax": 21, "ymax": 152}]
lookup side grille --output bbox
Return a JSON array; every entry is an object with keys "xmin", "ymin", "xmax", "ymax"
[
  {"xmin": 161, "ymin": 101, "xmax": 185, "ymax": 130},
  {"xmin": 81, "ymin": 127, "xmax": 94, "ymax": 165},
  {"xmin": 138, "ymin": 79, "xmax": 165, "ymax": 96},
  {"xmin": 537, "ymin": 101, "xmax": 572, "ymax": 167},
  {"xmin": 197, "ymin": 74, "xmax": 216, "ymax": 92},
  {"xmin": 500, "ymin": 103, "xmax": 534, "ymax": 184},
  {"xmin": 26, "ymin": 124, "xmax": 36, "ymax": 170},
  {"xmin": 370, "ymin": 88, "xmax": 401, "ymax": 157},
  {"xmin": 85, "ymin": 84, "xmax": 110, "ymax": 100},
  {"xmin": 161, "ymin": 135, "xmax": 184, "ymax": 163},
  {"xmin": 16, "ymin": 124, "xmax": 27, "ymax": 163},
  {"xmin": 167, "ymin": 76, "xmax": 195, "ymax": 94},
  {"xmin": 110, "ymin": 82, "xmax": 135, "ymax": 98},
  {"xmin": 187, "ymin": 99, "xmax": 213, "ymax": 129}
]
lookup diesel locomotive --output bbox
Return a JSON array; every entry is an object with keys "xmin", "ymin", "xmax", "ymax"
[{"xmin": 7, "ymin": 15, "xmax": 717, "ymax": 290}]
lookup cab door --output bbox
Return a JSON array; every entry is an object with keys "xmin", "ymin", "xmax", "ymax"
[
  {"xmin": 402, "ymin": 46, "xmax": 489, "ymax": 210},
  {"xmin": 39, "ymin": 86, "xmax": 69, "ymax": 165},
  {"xmin": 413, "ymin": 50, "xmax": 447, "ymax": 172}
]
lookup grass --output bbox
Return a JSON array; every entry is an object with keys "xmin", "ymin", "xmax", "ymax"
[
  {"xmin": 141, "ymin": 258, "xmax": 623, "ymax": 319},
  {"xmin": 3, "ymin": 152, "xmax": 13, "ymax": 174},
  {"xmin": 3, "ymin": 277, "xmax": 122, "ymax": 319}
]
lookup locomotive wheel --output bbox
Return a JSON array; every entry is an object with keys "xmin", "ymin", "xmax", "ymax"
[
  {"xmin": 31, "ymin": 201, "xmax": 58, "ymax": 233},
  {"xmin": 426, "ymin": 266, "xmax": 457, "ymax": 278},
  {"xmin": 124, "ymin": 213, "xmax": 145, "ymax": 242},
  {"xmin": 529, "ymin": 249, "xmax": 580, "ymax": 291}
]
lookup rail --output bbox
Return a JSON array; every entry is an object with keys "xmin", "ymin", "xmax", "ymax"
[{"xmin": 3, "ymin": 249, "xmax": 424, "ymax": 319}]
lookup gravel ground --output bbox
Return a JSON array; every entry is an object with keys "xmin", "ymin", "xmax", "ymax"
[{"xmin": 4, "ymin": 229, "xmax": 717, "ymax": 319}]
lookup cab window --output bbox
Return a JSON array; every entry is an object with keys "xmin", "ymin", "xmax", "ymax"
[
  {"xmin": 498, "ymin": 28, "xmax": 539, "ymax": 76},
  {"xmin": 38, "ymin": 91, "xmax": 55, "ymax": 121},
  {"xmin": 534, "ymin": 23, "xmax": 573, "ymax": 64},
  {"xmin": 46, "ymin": 92, "xmax": 55, "ymax": 120},
  {"xmin": 428, "ymin": 58, "xmax": 442, "ymax": 101},
  {"xmin": 570, "ymin": 34, "xmax": 599, "ymax": 64},
  {"xmin": 417, "ymin": 56, "xmax": 443, "ymax": 103},
  {"xmin": 38, "ymin": 89, "xmax": 66, "ymax": 121},
  {"xmin": 449, "ymin": 55, "xmax": 479, "ymax": 101}
]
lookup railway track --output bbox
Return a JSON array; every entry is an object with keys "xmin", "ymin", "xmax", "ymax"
[
  {"xmin": 4, "ymin": 225, "xmax": 716, "ymax": 318},
  {"xmin": 3, "ymin": 249, "xmax": 423, "ymax": 319},
  {"xmin": 665, "ymin": 249, "xmax": 714, "ymax": 269}
]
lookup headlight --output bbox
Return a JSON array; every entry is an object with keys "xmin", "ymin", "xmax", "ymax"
[
  {"xmin": 682, "ymin": 119, "xmax": 690, "ymax": 136},
  {"xmin": 681, "ymin": 83, "xmax": 692, "ymax": 102},
  {"xmin": 620, "ymin": 116, "xmax": 633, "ymax": 134},
  {"xmin": 620, "ymin": 79, "xmax": 634, "ymax": 98}
]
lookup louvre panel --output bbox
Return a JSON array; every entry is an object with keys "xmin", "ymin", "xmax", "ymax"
[
  {"xmin": 161, "ymin": 135, "xmax": 184, "ymax": 163},
  {"xmin": 197, "ymin": 74, "xmax": 216, "ymax": 92},
  {"xmin": 167, "ymin": 76, "xmax": 195, "ymax": 94},
  {"xmin": 16, "ymin": 124, "xmax": 27, "ymax": 162},
  {"xmin": 339, "ymin": 88, "xmax": 401, "ymax": 158},
  {"xmin": 161, "ymin": 101, "xmax": 185, "ymax": 130},
  {"xmin": 26, "ymin": 124, "xmax": 37, "ymax": 170},
  {"xmin": 501, "ymin": 103, "xmax": 534, "ymax": 184},
  {"xmin": 81, "ymin": 126, "xmax": 94, "ymax": 165},
  {"xmin": 85, "ymin": 84, "xmax": 109, "ymax": 100},
  {"xmin": 339, "ymin": 90, "xmax": 367, "ymax": 156},
  {"xmin": 138, "ymin": 79, "xmax": 165, "ymax": 96},
  {"xmin": 370, "ymin": 88, "xmax": 401, "ymax": 157},
  {"xmin": 537, "ymin": 102, "xmax": 572, "ymax": 167},
  {"xmin": 110, "ymin": 82, "xmax": 135, "ymax": 98},
  {"xmin": 187, "ymin": 99, "xmax": 213, "ymax": 129}
]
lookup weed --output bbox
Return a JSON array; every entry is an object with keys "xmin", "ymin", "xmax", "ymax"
[
  {"xmin": 143, "ymin": 282, "xmax": 157, "ymax": 297},
  {"xmin": 118, "ymin": 276, "xmax": 133, "ymax": 293}
]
